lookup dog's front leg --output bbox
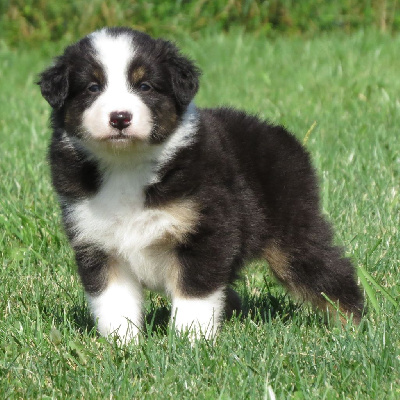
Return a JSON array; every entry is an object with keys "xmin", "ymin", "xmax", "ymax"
[
  {"xmin": 75, "ymin": 245, "xmax": 143, "ymax": 343},
  {"xmin": 171, "ymin": 287, "xmax": 226, "ymax": 341},
  {"xmin": 87, "ymin": 275, "xmax": 143, "ymax": 343}
]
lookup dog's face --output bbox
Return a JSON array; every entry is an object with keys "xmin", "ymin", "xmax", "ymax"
[{"xmin": 39, "ymin": 28, "xmax": 200, "ymax": 151}]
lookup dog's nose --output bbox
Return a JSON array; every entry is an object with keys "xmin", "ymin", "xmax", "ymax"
[{"xmin": 109, "ymin": 111, "xmax": 132, "ymax": 130}]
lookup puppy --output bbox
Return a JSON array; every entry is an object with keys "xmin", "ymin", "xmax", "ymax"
[{"xmin": 38, "ymin": 27, "xmax": 363, "ymax": 341}]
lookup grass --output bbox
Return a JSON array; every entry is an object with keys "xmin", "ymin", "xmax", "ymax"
[
  {"xmin": 2, "ymin": 0, "xmax": 399, "ymax": 47},
  {"xmin": 1, "ymin": 30, "xmax": 399, "ymax": 398}
]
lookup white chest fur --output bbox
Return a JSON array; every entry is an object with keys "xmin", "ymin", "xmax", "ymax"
[{"xmin": 66, "ymin": 164, "xmax": 191, "ymax": 293}]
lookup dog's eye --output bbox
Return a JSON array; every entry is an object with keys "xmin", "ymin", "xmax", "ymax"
[
  {"xmin": 88, "ymin": 84, "xmax": 101, "ymax": 93},
  {"xmin": 139, "ymin": 83, "xmax": 152, "ymax": 92}
]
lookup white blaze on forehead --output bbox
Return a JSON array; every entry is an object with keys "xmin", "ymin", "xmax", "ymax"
[
  {"xmin": 82, "ymin": 30, "xmax": 152, "ymax": 142},
  {"xmin": 90, "ymin": 29, "xmax": 134, "ymax": 91}
]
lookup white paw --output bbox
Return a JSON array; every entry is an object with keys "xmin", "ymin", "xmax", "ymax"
[
  {"xmin": 86, "ymin": 277, "xmax": 143, "ymax": 344},
  {"xmin": 171, "ymin": 288, "xmax": 225, "ymax": 342},
  {"xmin": 97, "ymin": 317, "xmax": 141, "ymax": 344}
]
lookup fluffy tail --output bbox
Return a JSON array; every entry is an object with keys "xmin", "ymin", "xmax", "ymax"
[{"xmin": 264, "ymin": 237, "xmax": 363, "ymax": 323}]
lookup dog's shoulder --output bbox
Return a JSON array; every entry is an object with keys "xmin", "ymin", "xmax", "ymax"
[{"xmin": 48, "ymin": 128, "xmax": 102, "ymax": 199}]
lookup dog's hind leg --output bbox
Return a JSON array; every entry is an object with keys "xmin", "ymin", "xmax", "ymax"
[{"xmin": 224, "ymin": 287, "xmax": 242, "ymax": 319}]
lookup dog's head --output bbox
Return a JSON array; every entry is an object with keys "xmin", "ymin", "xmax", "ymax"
[{"xmin": 38, "ymin": 27, "xmax": 200, "ymax": 150}]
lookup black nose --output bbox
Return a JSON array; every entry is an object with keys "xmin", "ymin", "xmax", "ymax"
[{"xmin": 109, "ymin": 111, "xmax": 132, "ymax": 130}]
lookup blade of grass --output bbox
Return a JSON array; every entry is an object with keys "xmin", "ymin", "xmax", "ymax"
[
  {"xmin": 357, "ymin": 267, "xmax": 380, "ymax": 314},
  {"xmin": 358, "ymin": 264, "xmax": 398, "ymax": 309}
]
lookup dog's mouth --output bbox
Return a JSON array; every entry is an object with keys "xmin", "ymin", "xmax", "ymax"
[
  {"xmin": 90, "ymin": 134, "xmax": 139, "ymax": 151},
  {"xmin": 100, "ymin": 134, "xmax": 137, "ymax": 143}
]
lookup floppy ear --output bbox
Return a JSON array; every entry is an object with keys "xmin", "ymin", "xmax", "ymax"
[
  {"xmin": 38, "ymin": 58, "xmax": 69, "ymax": 110},
  {"xmin": 158, "ymin": 40, "xmax": 201, "ymax": 108}
]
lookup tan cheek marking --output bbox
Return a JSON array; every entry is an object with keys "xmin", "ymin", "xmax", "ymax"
[{"xmin": 131, "ymin": 66, "xmax": 146, "ymax": 84}]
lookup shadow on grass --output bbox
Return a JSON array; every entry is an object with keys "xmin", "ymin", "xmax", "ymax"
[
  {"xmin": 68, "ymin": 304, "xmax": 96, "ymax": 335},
  {"xmin": 241, "ymin": 290, "xmax": 300, "ymax": 323},
  {"xmin": 142, "ymin": 288, "xmax": 319, "ymax": 337}
]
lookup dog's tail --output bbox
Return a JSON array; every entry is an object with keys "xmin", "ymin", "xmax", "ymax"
[{"xmin": 264, "ymin": 229, "xmax": 364, "ymax": 323}]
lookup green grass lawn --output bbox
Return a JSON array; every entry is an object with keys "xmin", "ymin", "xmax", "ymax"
[{"xmin": 1, "ymin": 30, "xmax": 399, "ymax": 399}]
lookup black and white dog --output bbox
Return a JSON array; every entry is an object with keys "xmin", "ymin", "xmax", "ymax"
[{"xmin": 39, "ymin": 27, "xmax": 363, "ymax": 341}]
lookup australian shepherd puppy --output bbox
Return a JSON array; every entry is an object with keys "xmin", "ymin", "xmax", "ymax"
[{"xmin": 38, "ymin": 27, "xmax": 363, "ymax": 342}]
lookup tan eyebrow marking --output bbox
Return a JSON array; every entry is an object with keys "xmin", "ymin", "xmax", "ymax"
[
  {"xmin": 131, "ymin": 66, "xmax": 146, "ymax": 83},
  {"xmin": 93, "ymin": 67, "xmax": 105, "ymax": 83}
]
